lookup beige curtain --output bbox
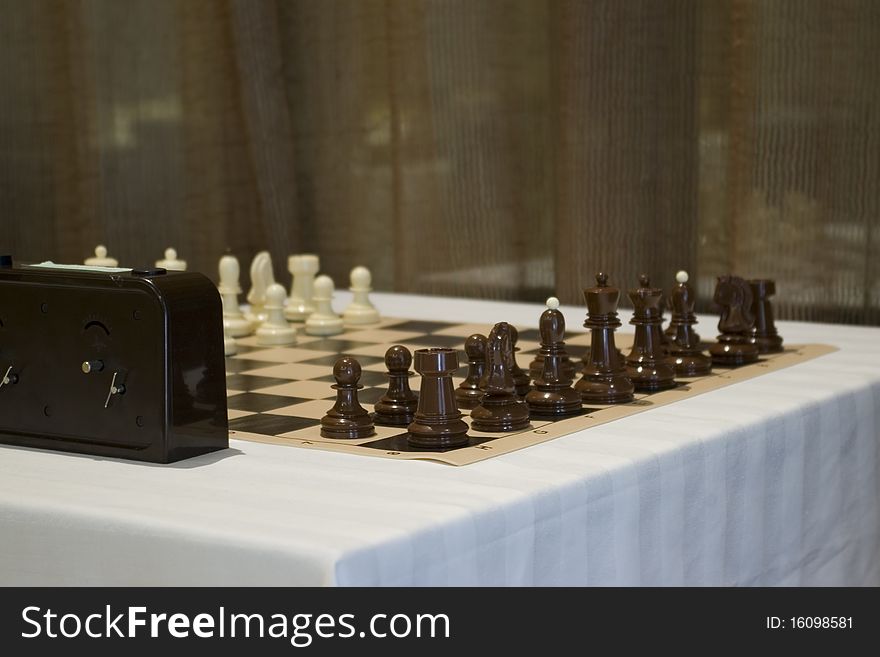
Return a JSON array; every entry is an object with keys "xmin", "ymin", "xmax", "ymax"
[{"xmin": 1, "ymin": 0, "xmax": 878, "ymax": 323}]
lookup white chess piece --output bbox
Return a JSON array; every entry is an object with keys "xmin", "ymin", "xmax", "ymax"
[
  {"xmin": 246, "ymin": 251, "xmax": 275, "ymax": 324},
  {"xmin": 284, "ymin": 254, "xmax": 319, "ymax": 322},
  {"xmin": 218, "ymin": 255, "xmax": 254, "ymax": 337},
  {"xmin": 343, "ymin": 265, "xmax": 380, "ymax": 325},
  {"xmin": 256, "ymin": 283, "xmax": 297, "ymax": 346},
  {"xmin": 676, "ymin": 270, "xmax": 689, "ymax": 284},
  {"xmin": 84, "ymin": 245, "xmax": 118, "ymax": 267},
  {"xmin": 156, "ymin": 247, "xmax": 187, "ymax": 271},
  {"xmin": 304, "ymin": 275, "xmax": 344, "ymax": 336},
  {"xmin": 224, "ymin": 322, "xmax": 237, "ymax": 356}
]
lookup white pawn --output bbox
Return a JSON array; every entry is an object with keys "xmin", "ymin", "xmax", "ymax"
[
  {"xmin": 343, "ymin": 265, "xmax": 380, "ymax": 325},
  {"xmin": 85, "ymin": 245, "xmax": 118, "ymax": 267},
  {"xmin": 224, "ymin": 322, "xmax": 237, "ymax": 356},
  {"xmin": 304, "ymin": 275, "xmax": 344, "ymax": 336},
  {"xmin": 284, "ymin": 254, "xmax": 319, "ymax": 322},
  {"xmin": 156, "ymin": 247, "xmax": 187, "ymax": 271},
  {"xmin": 218, "ymin": 255, "xmax": 254, "ymax": 337},
  {"xmin": 246, "ymin": 251, "xmax": 275, "ymax": 324},
  {"xmin": 256, "ymin": 283, "xmax": 297, "ymax": 346}
]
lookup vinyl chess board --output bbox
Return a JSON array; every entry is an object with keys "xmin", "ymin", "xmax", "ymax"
[{"xmin": 226, "ymin": 317, "xmax": 835, "ymax": 465}]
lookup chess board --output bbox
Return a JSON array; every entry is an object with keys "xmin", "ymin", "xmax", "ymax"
[{"xmin": 225, "ymin": 317, "xmax": 836, "ymax": 465}]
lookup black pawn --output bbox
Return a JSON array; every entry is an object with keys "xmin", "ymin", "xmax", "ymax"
[
  {"xmin": 625, "ymin": 274, "xmax": 677, "ymax": 392},
  {"xmin": 509, "ymin": 325, "xmax": 531, "ymax": 397},
  {"xmin": 525, "ymin": 298, "xmax": 582, "ymax": 418},
  {"xmin": 373, "ymin": 345, "xmax": 419, "ymax": 426},
  {"xmin": 668, "ymin": 270, "xmax": 712, "ymax": 377},
  {"xmin": 321, "ymin": 357, "xmax": 376, "ymax": 439},
  {"xmin": 455, "ymin": 334, "xmax": 487, "ymax": 410},
  {"xmin": 471, "ymin": 322, "xmax": 530, "ymax": 432}
]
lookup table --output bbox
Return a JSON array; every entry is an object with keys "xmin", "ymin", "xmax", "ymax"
[{"xmin": 1, "ymin": 292, "xmax": 878, "ymax": 586}]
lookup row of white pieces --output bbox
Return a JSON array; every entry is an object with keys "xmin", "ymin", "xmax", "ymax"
[
  {"xmin": 223, "ymin": 255, "xmax": 377, "ymax": 327},
  {"xmin": 225, "ymin": 278, "xmax": 346, "ymax": 352},
  {"xmin": 84, "ymin": 245, "xmax": 188, "ymax": 271}
]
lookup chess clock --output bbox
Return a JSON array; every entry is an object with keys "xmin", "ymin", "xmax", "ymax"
[{"xmin": 0, "ymin": 256, "xmax": 228, "ymax": 463}]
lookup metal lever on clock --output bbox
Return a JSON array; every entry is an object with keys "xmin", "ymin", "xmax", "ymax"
[
  {"xmin": 104, "ymin": 371, "xmax": 126, "ymax": 408},
  {"xmin": 0, "ymin": 365, "xmax": 19, "ymax": 388}
]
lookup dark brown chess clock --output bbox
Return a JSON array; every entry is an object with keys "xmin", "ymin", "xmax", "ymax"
[
  {"xmin": 455, "ymin": 334, "xmax": 487, "ymax": 410},
  {"xmin": 407, "ymin": 348, "xmax": 469, "ymax": 448},
  {"xmin": 320, "ymin": 357, "xmax": 376, "ymax": 439},
  {"xmin": 373, "ymin": 345, "xmax": 419, "ymax": 426},
  {"xmin": 576, "ymin": 273, "xmax": 635, "ymax": 403},
  {"xmin": 0, "ymin": 260, "xmax": 227, "ymax": 463},
  {"xmin": 525, "ymin": 298, "xmax": 582, "ymax": 418},
  {"xmin": 667, "ymin": 271, "xmax": 712, "ymax": 377},
  {"xmin": 749, "ymin": 279, "xmax": 784, "ymax": 354},
  {"xmin": 625, "ymin": 274, "xmax": 677, "ymax": 392},
  {"xmin": 710, "ymin": 275, "xmax": 760, "ymax": 366},
  {"xmin": 471, "ymin": 322, "xmax": 530, "ymax": 432}
]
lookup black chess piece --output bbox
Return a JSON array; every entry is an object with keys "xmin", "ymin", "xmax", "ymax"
[
  {"xmin": 710, "ymin": 275, "xmax": 760, "ymax": 366},
  {"xmin": 625, "ymin": 274, "xmax": 677, "ymax": 392},
  {"xmin": 471, "ymin": 322, "xmax": 530, "ymax": 432},
  {"xmin": 749, "ymin": 279, "xmax": 784, "ymax": 353},
  {"xmin": 667, "ymin": 271, "xmax": 712, "ymax": 377},
  {"xmin": 373, "ymin": 345, "xmax": 419, "ymax": 426},
  {"xmin": 407, "ymin": 348, "xmax": 470, "ymax": 449},
  {"xmin": 576, "ymin": 273, "xmax": 635, "ymax": 403},
  {"xmin": 508, "ymin": 325, "xmax": 531, "ymax": 397},
  {"xmin": 320, "ymin": 357, "xmax": 376, "ymax": 439},
  {"xmin": 525, "ymin": 298, "xmax": 582, "ymax": 418},
  {"xmin": 455, "ymin": 334, "xmax": 487, "ymax": 410}
]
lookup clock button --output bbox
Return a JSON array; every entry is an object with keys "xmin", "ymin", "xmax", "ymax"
[{"xmin": 132, "ymin": 267, "xmax": 167, "ymax": 277}]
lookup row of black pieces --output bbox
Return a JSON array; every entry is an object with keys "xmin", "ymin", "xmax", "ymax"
[{"xmin": 319, "ymin": 273, "xmax": 784, "ymax": 449}]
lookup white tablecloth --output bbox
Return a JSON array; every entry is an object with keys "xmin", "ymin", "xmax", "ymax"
[{"xmin": 1, "ymin": 293, "xmax": 878, "ymax": 586}]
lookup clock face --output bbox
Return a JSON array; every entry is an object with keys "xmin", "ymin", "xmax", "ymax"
[{"xmin": 0, "ymin": 281, "xmax": 164, "ymax": 451}]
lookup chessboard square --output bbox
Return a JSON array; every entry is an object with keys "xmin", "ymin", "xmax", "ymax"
[
  {"xmin": 236, "ymin": 347, "xmax": 335, "ymax": 363},
  {"xmin": 299, "ymin": 353, "xmax": 385, "ymax": 368},
  {"xmin": 242, "ymin": 363, "xmax": 330, "ymax": 381},
  {"xmin": 272, "ymin": 399, "xmax": 334, "ymax": 419},
  {"xmin": 405, "ymin": 334, "xmax": 468, "ymax": 348},
  {"xmin": 225, "ymin": 374, "xmax": 294, "ymax": 392},
  {"xmin": 382, "ymin": 320, "xmax": 457, "ymax": 333},
  {"xmin": 227, "ymin": 409, "xmax": 256, "ymax": 420},
  {"xmin": 229, "ymin": 414, "xmax": 320, "ymax": 436},
  {"xmin": 227, "ymin": 392, "xmax": 310, "ymax": 413},
  {"xmin": 357, "ymin": 387, "xmax": 388, "ymax": 404},
  {"xmin": 256, "ymin": 380, "xmax": 338, "ymax": 399},
  {"xmin": 363, "ymin": 360, "xmax": 394, "ymax": 372},
  {"xmin": 347, "ymin": 343, "xmax": 419, "ymax": 358},
  {"xmin": 225, "ymin": 358, "xmax": 277, "ymax": 374},
  {"xmin": 297, "ymin": 339, "xmax": 376, "ymax": 353},
  {"xmin": 516, "ymin": 340, "xmax": 540, "ymax": 354},
  {"xmin": 226, "ymin": 389, "xmax": 245, "ymax": 397},
  {"xmin": 336, "ymin": 329, "xmax": 425, "ymax": 344},
  {"xmin": 314, "ymin": 370, "xmax": 388, "ymax": 387},
  {"xmin": 431, "ymin": 322, "xmax": 493, "ymax": 337},
  {"xmin": 565, "ymin": 333, "xmax": 593, "ymax": 347},
  {"xmin": 229, "ymin": 344, "xmax": 261, "ymax": 355},
  {"xmin": 515, "ymin": 328, "xmax": 541, "ymax": 342},
  {"xmin": 233, "ymin": 335, "xmax": 262, "ymax": 348}
]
